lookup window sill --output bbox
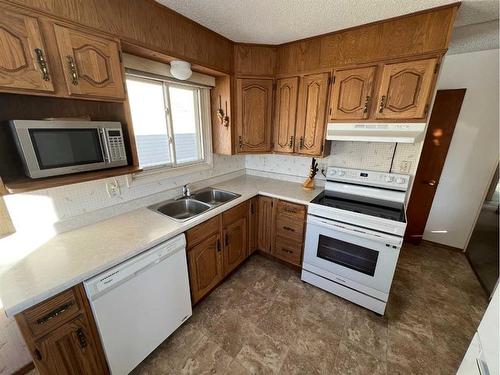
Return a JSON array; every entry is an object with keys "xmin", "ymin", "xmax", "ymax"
[{"xmin": 125, "ymin": 160, "xmax": 213, "ymax": 187}]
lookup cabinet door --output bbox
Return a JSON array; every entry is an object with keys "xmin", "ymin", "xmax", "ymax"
[
  {"xmin": 53, "ymin": 24, "xmax": 125, "ymax": 100},
  {"xmin": 257, "ymin": 196, "xmax": 275, "ymax": 253},
  {"xmin": 248, "ymin": 197, "xmax": 258, "ymax": 254},
  {"xmin": 274, "ymin": 77, "xmax": 299, "ymax": 153},
  {"xmin": 295, "ymin": 72, "xmax": 330, "ymax": 156},
  {"xmin": 329, "ymin": 66, "xmax": 376, "ymax": 120},
  {"xmin": 187, "ymin": 233, "xmax": 223, "ymax": 304},
  {"xmin": 223, "ymin": 216, "xmax": 248, "ymax": 276},
  {"xmin": 375, "ymin": 58, "xmax": 437, "ymax": 119},
  {"xmin": 236, "ymin": 78, "xmax": 273, "ymax": 153},
  {"xmin": 0, "ymin": 9, "xmax": 54, "ymax": 93},
  {"xmin": 33, "ymin": 314, "xmax": 107, "ymax": 375}
]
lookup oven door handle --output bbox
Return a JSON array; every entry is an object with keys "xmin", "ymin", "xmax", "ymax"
[{"xmin": 308, "ymin": 215, "xmax": 402, "ymax": 246}]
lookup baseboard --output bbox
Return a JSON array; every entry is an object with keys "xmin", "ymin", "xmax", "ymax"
[{"xmin": 12, "ymin": 362, "xmax": 34, "ymax": 375}]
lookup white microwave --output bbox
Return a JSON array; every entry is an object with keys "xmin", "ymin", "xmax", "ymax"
[{"xmin": 9, "ymin": 120, "xmax": 128, "ymax": 179}]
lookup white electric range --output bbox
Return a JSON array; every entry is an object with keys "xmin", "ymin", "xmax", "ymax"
[{"xmin": 302, "ymin": 167, "xmax": 410, "ymax": 315}]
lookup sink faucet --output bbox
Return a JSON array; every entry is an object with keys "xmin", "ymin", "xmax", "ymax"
[{"xmin": 182, "ymin": 184, "xmax": 191, "ymax": 198}]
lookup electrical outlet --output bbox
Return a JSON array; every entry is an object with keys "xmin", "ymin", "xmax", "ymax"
[
  {"xmin": 399, "ymin": 161, "xmax": 412, "ymax": 174},
  {"xmin": 106, "ymin": 179, "xmax": 121, "ymax": 197}
]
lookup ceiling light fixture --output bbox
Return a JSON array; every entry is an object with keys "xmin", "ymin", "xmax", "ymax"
[{"xmin": 170, "ymin": 60, "xmax": 192, "ymax": 80}]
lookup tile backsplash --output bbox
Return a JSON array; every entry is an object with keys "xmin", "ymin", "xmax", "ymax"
[{"xmin": 3, "ymin": 141, "xmax": 422, "ymax": 234}]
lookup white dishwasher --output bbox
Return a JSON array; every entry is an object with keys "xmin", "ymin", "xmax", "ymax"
[{"xmin": 84, "ymin": 234, "xmax": 192, "ymax": 375}]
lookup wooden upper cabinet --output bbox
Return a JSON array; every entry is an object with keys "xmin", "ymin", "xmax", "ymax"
[
  {"xmin": 34, "ymin": 314, "xmax": 107, "ymax": 375},
  {"xmin": 223, "ymin": 216, "xmax": 248, "ymax": 276},
  {"xmin": 0, "ymin": 9, "xmax": 54, "ymax": 93},
  {"xmin": 329, "ymin": 66, "xmax": 376, "ymax": 120},
  {"xmin": 295, "ymin": 72, "xmax": 330, "ymax": 156},
  {"xmin": 53, "ymin": 24, "xmax": 125, "ymax": 100},
  {"xmin": 375, "ymin": 58, "xmax": 437, "ymax": 119},
  {"xmin": 274, "ymin": 77, "xmax": 299, "ymax": 153},
  {"xmin": 236, "ymin": 78, "xmax": 273, "ymax": 153},
  {"xmin": 187, "ymin": 233, "xmax": 223, "ymax": 304}
]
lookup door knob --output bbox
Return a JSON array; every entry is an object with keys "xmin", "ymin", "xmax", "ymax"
[{"xmin": 426, "ymin": 180, "xmax": 437, "ymax": 186}]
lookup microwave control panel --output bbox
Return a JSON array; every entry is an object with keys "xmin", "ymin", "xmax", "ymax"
[{"xmin": 105, "ymin": 129, "xmax": 127, "ymax": 162}]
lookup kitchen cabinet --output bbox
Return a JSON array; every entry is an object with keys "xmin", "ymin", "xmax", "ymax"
[
  {"xmin": 295, "ymin": 72, "xmax": 330, "ymax": 156},
  {"xmin": 53, "ymin": 24, "xmax": 126, "ymax": 100},
  {"xmin": 223, "ymin": 216, "xmax": 247, "ymax": 275},
  {"xmin": 329, "ymin": 66, "xmax": 377, "ymax": 120},
  {"xmin": 235, "ymin": 78, "xmax": 274, "ymax": 153},
  {"xmin": 257, "ymin": 196, "xmax": 276, "ymax": 253},
  {"xmin": 273, "ymin": 77, "xmax": 299, "ymax": 153},
  {"xmin": 248, "ymin": 197, "xmax": 258, "ymax": 254},
  {"xmin": 0, "ymin": 9, "xmax": 54, "ymax": 93},
  {"xmin": 273, "ymin": 200, "xmax": 306, "ymax": 267},
  {"xmin": 187, "ymin": 233, "xmax": 224, "ymax": 304},
  {"xmin": 15, "ymin": 285, "xmax": 109, "ymax": 375},
  {"xmin": 375, "ymin": 58, "xmax": 437, "ymax": 119}
]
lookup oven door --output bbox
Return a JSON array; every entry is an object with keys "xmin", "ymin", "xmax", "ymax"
[{"xmin": 303, "ymin": 214, "xmax": 402, "ymax": 294}]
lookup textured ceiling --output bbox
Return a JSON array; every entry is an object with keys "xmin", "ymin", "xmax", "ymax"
[{"xmin": 156, "ymin": 0, "xmax": 499, "ymax": 44}]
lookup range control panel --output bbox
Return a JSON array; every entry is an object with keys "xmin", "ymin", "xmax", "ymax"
[{"xmin": 326, "ymin": 167, "xmax": 410, "ymax": 191}]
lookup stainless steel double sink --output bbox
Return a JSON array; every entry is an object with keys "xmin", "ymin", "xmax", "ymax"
[{"xmin": 148, "ymin": 187, "xmax": 241, "ymax": 222}]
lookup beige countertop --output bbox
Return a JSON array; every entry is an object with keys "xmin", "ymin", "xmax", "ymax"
[{"xmin": 0, "ymin": 175, "xmax": 321, "ymax": 317}]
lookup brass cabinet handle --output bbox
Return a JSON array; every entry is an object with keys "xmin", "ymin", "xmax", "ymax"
[
  {"xmin": 238, "ymin": 136, "xmax": 243, "ymax": 149},
  {"xmin": 224, "ymin": 233, "xmax": 229, "ymax": 246},
  {"xmin": 282, "ymin": 248, "xmax": 294, "ymax": 254},
  {"xmin": 283, "ymin": 226, "xmax": 295, "ymax": 232},
  {"xmin": 36, "ymin": 301, "xmax": 74, "ymax": 325},
  {"xmin": 76, "ymin": 328, "xmax": 87, "ymax": 348},
  {"xmin": 217, "ymin": 239, "xmax": 221, "ymax": 252},
  {"xmin": 289, "ymin": 136, "xmax": 293, "ymax": 148},
  {"xmin": 34, "ymin": 48, "xmax": 50, "ymax": 81},
  {"xmin": 67, "ymin": 55, "xmax": 79, "ymax": 85},
  {"xmin": 299, "ymin": 137, "xmax": 304, "ymax": 149},
  {"xmin": 363, "ymin": 96, "xmax": 371, "ymax": 113},
  {"xmin": 251, "ymin": 203, "xmax": 256, "ymax": 215},
  {"xmin": 34, "ymin": 348, "xmax": 42, "ymax": 361},
  {"xmin": 378, "ymin": 95, "xmax": 386, "ymax": 113},
  {"xmin": 284, "ymin": 208, "xmax": 297, "ymax": 214}
]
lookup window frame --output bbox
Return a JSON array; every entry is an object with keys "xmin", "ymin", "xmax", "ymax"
[{"xmin": 124, "ymin": 69, "xmax": 213, "ymax": 185}]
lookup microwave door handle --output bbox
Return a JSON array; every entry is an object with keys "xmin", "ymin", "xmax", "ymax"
[{"xmin": 98, "ymin": 129, "xmax": 110, "ymax": 163}]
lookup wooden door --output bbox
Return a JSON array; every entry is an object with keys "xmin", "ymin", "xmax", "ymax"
[
  {"xmin": 329, "ymin": 66, "xmax": 376, "ymax": 120},
  {"xmin": 257, "ymin": 196, "xmax": 275, "ymax": 253},
  {"xmin": 33, "ymin": 314, "xmax": 107, "ymax": 375},
  {"xmin": 187, "ymin": 233, "xmax": 223, "ymax": 304},
  {"xmin": 223, "ymin": 216, "xmax": 248, "ymax": 275},
  {"xmin": 375, "ymin": 58, "xmax": 437, "ymax": 119},
  {"xmin": 248, "ymin": 197, "xmax": 258, "ymax": 254},
  {"xmin": 53, "ymin": 24, "xmax": 125, "ymax": 100},
  {"xmin": 274, "ymin": 77, "xmax": 299, "ymax": 153},
  {"xmin": 405, "ymin": 89, "xmax": 466, "ymax": 243},
  {"xmin": 295, "ymin": 72, "xmax": 330, "ymax": 155},
  {"xmin": 0, "ymin": 9, "xmax": 54, "ymax": 93},
  {"xmin": 236, "ymin": 78, "xmax": 273, "ymax": 153}
]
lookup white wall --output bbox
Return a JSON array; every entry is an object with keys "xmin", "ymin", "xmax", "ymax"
[{"xmin": 423, "ymin": 49, "xmax": 499, "ymax": 249}]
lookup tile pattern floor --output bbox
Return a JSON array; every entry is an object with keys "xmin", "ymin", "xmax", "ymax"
[{"xmin": 128, "ymin": 241, "xmax": 488, "ymax": 375}]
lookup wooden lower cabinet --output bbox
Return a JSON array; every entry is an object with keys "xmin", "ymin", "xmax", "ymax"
[
  {"xmin": 223, "ymin": 216, "xmax": 247, "ymax": 276},
  {"xmin": 187, "ymin": 233, "xmax": 223, "ymax": 304},
  {"xmin": 15, "ymin": 285, "xmax": 109, "ymax": 375},
  {"xmin": 248, "ymin": 197, "xmax": 258, "ymax": 254},
  {"xmin": 257, "ymin": 196, "xmax": 275, "ymax": 253}
]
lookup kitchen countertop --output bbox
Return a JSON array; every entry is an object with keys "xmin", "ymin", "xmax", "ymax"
[{"xmin": 0, "ymin": 175, "xmax": 321, "ymax": 317}]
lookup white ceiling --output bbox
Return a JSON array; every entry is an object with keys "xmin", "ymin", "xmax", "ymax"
[{"xmin": 156, "ymin": 0, "xmax": 499, "ymax": 44}]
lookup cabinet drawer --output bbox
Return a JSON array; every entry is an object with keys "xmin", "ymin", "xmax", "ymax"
[
  {"xmin": 186, "ymin": 215, "xmax": 221, "ymax": 249},
  {"xmin": 275, "ymin": 215, "xmax": 304, "ymax": 242},
  {"xmin": 273, "ymin": 236, "xmax": 303, "ymax": 266},
  {"xmin": 222, "ymin": 201, "xmax": 248, "ymax": 226},
  {"xmin": 21, "ymin": 288, "xmax": 81, "ymax": 338},
  {"xmin": 277, "ymin": 200, "xmax": 306, "ymax": 219}
]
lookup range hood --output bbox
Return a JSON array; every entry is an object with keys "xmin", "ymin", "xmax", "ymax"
[{"xmin": 326, "ymin": 123, "xmax": 426, "ymax": 143}]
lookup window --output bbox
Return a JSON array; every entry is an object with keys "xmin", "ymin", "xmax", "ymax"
[{"xmin": 126, "ymin": 73, "xmax": 209, "ymax": 171}]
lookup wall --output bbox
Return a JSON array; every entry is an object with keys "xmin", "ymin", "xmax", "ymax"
[
  {"xmin": 0, "ymin": 198, "xmax": 14, "ymax": 238},
  {"xmin": 246, "ymin": 141, "xmax": 422, "ymax": 182},
  {"xmin": 423, "ymin": 49, "xmax": 499, "ymax": 249},
  {"xmin": 3, "ymin": 154, "xmax": 245, "ymax": 235}
]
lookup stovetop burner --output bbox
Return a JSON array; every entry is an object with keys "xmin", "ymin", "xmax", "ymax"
[{"xmin": 310, "ymin": 191, "xmax": 406, "ymax": 223}]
